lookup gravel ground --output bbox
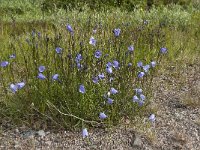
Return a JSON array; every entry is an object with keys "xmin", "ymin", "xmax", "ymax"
[{"xmin": 0, "ymin": 62, "xmax": 199, "ymax": 150}]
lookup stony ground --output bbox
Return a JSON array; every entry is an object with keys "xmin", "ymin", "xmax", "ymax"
[{"xmin": 0, "ymin": 60, "xmax": 199, "ymax": 150}]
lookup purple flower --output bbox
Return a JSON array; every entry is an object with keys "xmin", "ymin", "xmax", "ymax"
[
  {"xmin": 92, "ymin": 77, "xmax": 99, "ymax": 84},
  {"xmin": 106, "ymin": 67, "xmax": 112, "ymax": 74},
  {"xmin": 76, "ymin": 63, "xmax": 83, "ymax": 70},
  {"xmin": 150, "ymin": 61, "xmax": 156, "ymax": 68},
  {"xmin": 137, "ymin": 61, "xmax": 143, "ymax": 67},
  {"xmin": 37, "ymin": 73, "xmax": 46, "ymax": 80},
  {"xmin": 1, "ymin": 61, "xmax": 9, "ymax": 67},
  {"xmin": 9, "ymin": 54, "xmax": 16, "ymax": 59},
  {"xmin": 10, "ymin": 84, "xmax": 18, "ymax": 93},
  {"xmin": 38, "ymin": 32, "xmax": 41, "ymax": 38},
  {"xmin": 138, "ymin": 72, "xmax": 145, "ymax": 78},
  {"xmin": 89, "ymin": 36, "xmax": 96, "ymax": 46},
  {"xmin": 113, "ymin": 60, "xmax": 119, "ymax": 69},
  {"xmin": 94, "ymin": 50, "xmax": 102, "ymax": 59},
  {"xmin": 79, "ymin": 84, "xmax": 85, "ymax": 94},
  {"xmin": 39, "ymin": 65, "xmax": 45, "ymax": 73},
  {"xmin": 143, "ymin": 65, "xmax": 150, "ymax": 73},
  {"xmin": 66, "ymin": 24, "xmax": 73, "ymax": 33},
  {"xmin": 52, "ymin": 74, "xmax": 59, "ymax": 81},
  {"xmin": 160, "ymin": 47, "xmax": 167, "ymax": 54},
  {"xmin": 110, "ymin": 87, "xmax": 118, "ymax": 94},
  {"xmin": 140, "ymin": 94, "xmax": 146, "ymax": 101},
  {"xmin": 98, "ymin": 73, "xmax": 105, "ymax": 80},
  {"xmin": 82, "ymin": 128, "xmax": 88, "ymax": 138},
  {"xmin": 128, "ymin": 63, "xmax": 132, "ymax": 67},
  {"xmin": 135, "ymin": 88, "xmax": 143, "ymax": 95},
  {"xmin": 99, "ymin": 112, "xmax": 107, "ymax": 119},
  {"xmin": 128, "ymin": 45, "xmax": 134, "ymax": 52},
  {"xmin": 55, "ymin": 47, "xmax": 62, "ymax": 54},
  {"xmin": 106, "ymin": 62, "xmax": 112, "ymax": 68},
  {"xmin": 10, "ymin": 82, "xmax": 25, "ymax": 93},
  {"xmin": 16, "ymin": 82, "xmax": 25, "ymax": 89},
  {"xmin": 75, "ymin": 54, "xmax": 82, "ymax": 63},
  {"xmin": 113, "ymin": 28, "xmax": 121, "ymax": 37},
  {"xmin": 138, "ymin": 100, "xmax": 145, "ymax": 106},
  {"xmin": 133, "ymin": 95, "xmax": 139, "ymax": 102},
  {"xmin": 107, "ymin": 98, "xmax": 114, "ymax": 104},
  {"xmin": 133, "ymin": 93, "xmax": 146, "ymax": 106},
  {"xmin": 149, "ymin": 114, "xmax": 156, "ymax": 122}
]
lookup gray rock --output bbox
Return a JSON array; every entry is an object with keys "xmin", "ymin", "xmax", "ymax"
[
  {"xmin": 21, "ymin": 130, "xmax": 35, "ymax": 138},
  {"xmin": 133, "ymin": 134, "xmax": 142, "ymax": 147},
  {"xmin": 37, "ymin": 130, "xmax": 45, "ymax": 137}
]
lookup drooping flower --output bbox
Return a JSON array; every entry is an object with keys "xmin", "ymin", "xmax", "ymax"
[
  {"xmin": 106, "ymin": 62, "xmax": 112, "ymax": 68},
  {"xmin": 128, "ymin": 45, "xmax": 134, "ymax": 52},
  {"xmin": 160, "ymin": 47, "xmax": 167, "ymax": 54},
  {"xmin": 138, "ymin": 72, "xmax": 145, "ymax": 78},
  {"xmin": 10, "ymin": 83, "xmax": 18, "ymax": 93},
  {"xmin": 143, "ymin": 64, "xmax": 150, "ymax": 73},
  {"xmin": 55, "ymin": 47, "xmax": 62, "ymax": 54},
  {"xmin": 66, "ymin": 24, "xmax": 73, "ymax": 33},
  {"xmin": 138, "ymin": 100, "xmax": 145, "ymax": 106},
  {"xmin": 107, "ymin": 98, "xmax": 114, "ymax": 104},
  {"xmin": 9, "ymin": 54, "xmax": 16, "ymax": 59},
  {"xmin": 75, "ymin": 53, "xmax": 82, "ymax": 63},
  {"xmin": 82, "ymin": 128, "xmax": 88, "ymax": 138},
  {"xmin": 76, "ymin": 63, "xmax": 83, "ymax": 70},
  {"xmin": 89, "ymin": 36, "xmax": 96, "ymax": 46},
  {"xmin": 140, "ymin": 94, "xmax": 146, "ymax": 101},
  {"xmin": 113, "ymin": 60, "xmax": 119, "ymax": 69},
  {"xmin": 113, "ymin": 28, "xmax": 121, "ymax": 37},
  {"xmin": 137, "ymin": 61, "xmax": 143, "ymax": 67},
  {"xmin": 98, "ymin": 73, "xmax": 105, "ymax": 80},
  {"xmin": 92, "ymin": 77, "xmax": 99, "ymax": 84},
  {"xmin": 99, "ymin": 112, "xmax": 107, "ymax": 119},
  {"xmin": 135, "ymin": 88, "xmax": 143, "ymax": 95},
  {"xmin": 38, "ymin": 65, "xmax": 45, "ymax": 73},
  {"xmin": 94, "ymin": 50, "xmax": 102, "ymax": 59},
  {"xmin": 149, "ymin": 114, "xmax": 156, "ymax": 122},
  {"xmin": 133, "ymin": 95, "xmax": 139, "ymax": 102},
  {"xmin": 52, "ymin": 74, "xmax": 59, "ymax": 81},
  {"xmin": 37, "ymin": 73, "xmax": 46, "ymax": 80},
  {"xmin": 10, "ymin": 82, "xmax": 25, "ymax": 93},
  {"xmin": 128, "ymin": 63, "xmax": 132, "ymax": 67},
  {"xmin": 110, "ymin": 87, "xmax": 118, "ymax": 94},
  {"xmin": 16, "ymin": 82, "xmax": 25, "ymax": 89},
  {"xmin": 1, "ymin": 61, "xmax": 9, "ymax": 67},
  {"xmin": 150, "ymin": 61, "xmax": 156, "ymax": 68},
  {"xmin": 106, "ymin": 67, "xmax": 112, "ymax": 74},
  {"xmin": 38, "ymin": 32, "xmax": 41, "ymax": 38},
  {"xmin": 79, "ymin": 84, "xmax": 85, "ymax": 94}
]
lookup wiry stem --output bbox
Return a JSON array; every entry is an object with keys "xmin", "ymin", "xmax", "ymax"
[{"xmin": 46, "ymin": 100, "xmax": 101, "ymax": 126}]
